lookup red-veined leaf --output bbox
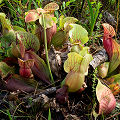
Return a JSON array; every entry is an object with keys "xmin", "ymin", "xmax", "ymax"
[
  {"xmin": 25, "ymin": 12, "xmax": 39, "ymax": 23},
  {"xmin": 102, "ymin": 23, "xmax": 115, "ymax": 37},
  {"xmin": 43, "ymin": 2, "xmax": 59, "ymax": 12},
  {"xmin": 51, "ymin": 30, "xmax": 66, "ymax": 48},
  {"xmin": 102, "ymin": 23, "xmax": 120, "ymax": 74},
  {"xmin": 17, "ymin": 31, "xmax": 40, "ymax": 52},
  {"xmin": 95, "ymin": 80, "xmax": 116, "ymax": 115},
  {"xmin": 18, "ymin": 58, "xmax": 34, "ymax": 78},
  {"xmin": 108, "ymin": 39, "xmax": 120, "ymax": 74},
  {"xmin": 18, "ymin": 58, "xmax": 34, "ymax": 69},
  {"xmin": 103, "ymin": 36, "xmax": 113, "ymax": 58},
  {"xmin": 36, "ymin": 8, "xmax": 47, "ymax": 14},
  {"xmin": 17, "ymin": 33, "xmax": 25, "ymax": 58},
  {"xmin": 24, "ymin": 51, "xmax": 50, "ymax": 84}
]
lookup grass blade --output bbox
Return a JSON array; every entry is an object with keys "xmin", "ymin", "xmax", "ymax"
[
  {"xmin": 6, "ymin": 110, "xmax": 12, "ymax": 120},
  {"xmin": 48, "ymin": 108, "xmax": 51, "ymax": 120}
]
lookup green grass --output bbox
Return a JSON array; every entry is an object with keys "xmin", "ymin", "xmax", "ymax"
[
  {"xmin": 48, "ymin": 108, "xmax": 52, "ymax": 120},
  {"xmin": 86, "ymin": 0, "xmax": 102, "ymax": 36}
]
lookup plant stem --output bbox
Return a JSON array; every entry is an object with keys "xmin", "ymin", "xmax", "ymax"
[{"xmin": 42, "ymin": 14, "xmax": 55, "ymax": 85}]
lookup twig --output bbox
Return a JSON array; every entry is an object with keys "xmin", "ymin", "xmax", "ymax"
[
  {"xmin": 22, "ymin": 87, "xmax": 56, "ymax": 101},
  {"xmin": 21, "ymin": 87, "xmax": 56, "ymax": 109}
]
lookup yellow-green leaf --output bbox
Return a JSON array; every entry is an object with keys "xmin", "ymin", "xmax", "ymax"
[
  {"xmin": 64, "ymin": 52, "xmax": 83, "ymax": 73},
  {"xmin": 59, "ymin": 15, "xmax": 65, "ymax": 30},
  {"xmin": 59, "ymin": 17, "xmax": 78, "ymax": 30},
  {"xmin": 0, "ymin": 31, "xmax": 16, "ymax": 49},
  {"xmin": 13, "ymin": 26, "xmax": 26, "ymax": 32},
  {"xmin": 0, "ymin": 12, "xmax": 12, "ymax": 34},
  {"xmin": 39, "ymin": 14, "xmax": 54, "ymax": 29},
  {"xmin": 0, "ymin": 62, "xmax": 15, "ymax": 78},
  {"xmin": 69, "ymin": 24, "xmax": 89, "ymax": 44},
  {"xmin": 0, "ymin": 0, "xmax": 3, "ymax": 4},
  {"xmin": 79, "ymin": 47, "xmax": 89, "ymax": 57},
  {"xmin": 79, "ymin": 54, "xmax": 93, "ymax": 75},
  {"xmin": 97, "ymin": 62, "xmax": 109, "ymax": 78},
  {"xmin": 65, "ymin": 71, "xmax": 85, "ymax": 92}
]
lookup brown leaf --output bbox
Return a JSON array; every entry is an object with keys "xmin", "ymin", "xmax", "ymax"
[{"xmin": 5, "ymin": 75, "xmax": 35, "ymax": 93}]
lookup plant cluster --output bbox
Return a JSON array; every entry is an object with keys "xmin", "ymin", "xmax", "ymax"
[{"xmin": 0, "ymin": 1, "xmax": 119, "ymax": 119}]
